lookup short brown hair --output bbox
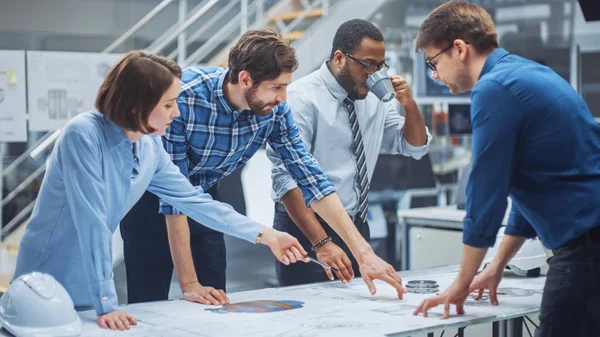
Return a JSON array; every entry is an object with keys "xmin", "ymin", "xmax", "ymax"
[
  {"xmin": 95, "ymin": 50, "xmax": 181, "ymax": 133},
  {"xmin": 416, "ymin": 1, "xmax": 498, "ymax": 54},
  {"xmin": 227, "ymin": 28, "xmax": 298, "ymax": 85}
]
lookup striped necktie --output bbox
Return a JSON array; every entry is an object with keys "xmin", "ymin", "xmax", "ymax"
[{"xmin": 343, "ymin": 97, "xmax": 369, "ymax": 224}]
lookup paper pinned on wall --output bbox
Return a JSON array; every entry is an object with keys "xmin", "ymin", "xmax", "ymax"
[
  {"xmin": 6, "ymin": 69, "xmax": 16, "ymax": 84},
  {"xmin": 0, "ymin": 50, "xmax": 27, "ymax": 142}
]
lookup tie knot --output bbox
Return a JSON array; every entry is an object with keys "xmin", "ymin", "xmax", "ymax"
[{"xmin": 343, "ymin": 97, "xmax": 355, "ymax": 111}]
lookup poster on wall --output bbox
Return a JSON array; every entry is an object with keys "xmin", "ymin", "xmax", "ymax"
[
  {"xmin": 26, "ymin": 51, "xmax": 122, "ymax": 131},
  {"xmin": 0, "ymin": 50, "xmax": 27, "ymax": 142}
]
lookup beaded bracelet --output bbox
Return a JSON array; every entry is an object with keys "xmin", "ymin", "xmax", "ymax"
[{"xmin": 311, "ymin": 236, "xmax": 332, "ymax": 252}]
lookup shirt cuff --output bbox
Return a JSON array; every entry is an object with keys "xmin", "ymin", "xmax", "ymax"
[
  {"xmin": 402, "ymin": 131, "xmax": 432, "ymax": 160},
  {"xmin": 504, "ymin": 224, "xmax": 537, "ymax": 239},
  {"xmin": 159, "ymin": 200, "xmax": 184, "ymax": 215},
  {"xmin": 462, "ymin": 218, "xmax": 497, "ymax": 248},
  {"xmin": 304, "ymin": 185, "xmax": 337, "ymax": 206},
  {"xmin": 272, "ymin": 178, "xmax": 299, "ymax": 202},
  {"xmin": 504, "ymin": 210, "xmax": 537, "ymax": 239},
  {"xmin": 90, "ymin": 279, "xmax": 118, "ymax": 315}
]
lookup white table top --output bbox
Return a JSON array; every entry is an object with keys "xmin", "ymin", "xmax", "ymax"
[
  {"xmin": 0, "ymin": 265, "xmax": 544, "ymax": 337},
  {"xmin": 397, "ymin": 202, "xmax": 511, "ymax": 229},
  {"xmin": 398, "ymin": 205, "xmax": 467, "ymax": 223}
]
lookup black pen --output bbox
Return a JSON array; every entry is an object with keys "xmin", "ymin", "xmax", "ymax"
[{"xmin": 304, "ymin": 255, "xmax": 339, "ymax": 272}]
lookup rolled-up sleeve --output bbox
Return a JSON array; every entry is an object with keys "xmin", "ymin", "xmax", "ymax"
[
  {"xmin": 58, "ymin": 130, "xmax": 116, "ymax": 315},
  {"xmin": 268, "ymin": 93, "xmax": 317, "ymax": 202},
  {"xmin": 504, "ymin": 202, "xmax": 537, "ymax": 239},
  {"xmin": 380, "ymin": 102, "xmax": 432, "ymax": 159},
  {"xmin": 267, "ymin": 102, "xmax": 335, "ymax": 206},
  {"xmin": 159, "ymin": 95, "xmax": 191, "ymax": 215},
  {"xmin": 462, "ymin": 80, "xmax": 523, "ymax": 248},
  {"xmin": 148, "ymin": 139, "xmax": 263, "ymax": 242}
]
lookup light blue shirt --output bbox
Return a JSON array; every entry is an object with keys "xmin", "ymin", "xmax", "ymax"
[
  {"xmin": 268, "ymin": 61, "xmax": 432, "ymax": 215},
  {"xmin": 13, "ymin": 111, "xmax": 264, "ymax": 315}
]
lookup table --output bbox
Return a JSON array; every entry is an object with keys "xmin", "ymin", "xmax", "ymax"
[
  {"xmin": 0, "ymin": 265, "xmax": 544, "ymax": 337},
  {"xmin": 397, "ymin": 205, "xmax": 533, "ymax": 337},
  {"xmin": 397, "ymin": 204, "xmax": 511, "ymax": 270}
]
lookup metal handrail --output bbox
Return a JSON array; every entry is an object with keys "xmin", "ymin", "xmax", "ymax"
[
  {"xmin": 204, "ymin": 0, "xmax": 331, "ymax": 67},
  {"xmin": 1, "ymin": 199, "xmax": 35, "ymax": 239},
  {"xmin": 1, "ymin": 130, "xmax": 56, "ymax": 178},
  {"xmin": 102, "ymin": 0, "xmax": 176, "ymax": 53},
  {"xmin": 1, "ymin": 165, "xmax": 45, "ymax": 208},
  {"xmin": 279, "ymin": 0, "xmax": 324, "ymax": 34},
  {"xmin": 168, "ymin": 0, "xmax": 241, "ymax": 60},
  {"xmin": 185, "ymin": 0, "xmax": 293, "ymax": 66},
  {"xmin": 147, "ymin": 0, "xmax": 215, "ymax": 60},
  {"xmin": 147, "ymin": 0, "xmax": 219, "ymax": 54},
  {"xmin": 184, "ymin": 7, "xmax": 258, "ymax": 66}
]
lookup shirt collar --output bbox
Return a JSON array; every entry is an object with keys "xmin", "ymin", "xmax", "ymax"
[
  {"xmin": 213, "ymin": 68, "xmax": 256, "ymax": 119},
  {"xmin": 318, "ymin": 61, "xmax": 350, "ymax": 103},
  {"xmin": 214, "ymin": 69, "xmax": 235, "ymax": 115},
  {"xmin": 479, "ymin": 48, "xmax": 509, "ymax": 80},
  {"xmin": 97, "ymin": 111, "xmax": 132, "ymax": 151}
]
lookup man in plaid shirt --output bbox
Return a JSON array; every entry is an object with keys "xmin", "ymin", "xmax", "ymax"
[{"xmin": 121, "ymin": 29, "xmax": 405, "ymax": 306}]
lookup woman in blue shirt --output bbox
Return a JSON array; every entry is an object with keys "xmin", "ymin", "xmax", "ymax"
[{"xmin": 13, "ymin": 51, "xmax": 308, "ymax": 331}]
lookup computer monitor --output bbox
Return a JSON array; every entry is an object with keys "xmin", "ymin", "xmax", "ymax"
[
  {"xmin": 370, "ymin": 154, "xmax": 436, "ymax": 191},
  {"xmin": 448, "ymin": 104, "xmax": 472, "ymax": 135}
]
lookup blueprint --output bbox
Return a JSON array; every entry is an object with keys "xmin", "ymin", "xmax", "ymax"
[{"xmin": 77, "ymin": 267, "xmax": 546, "ymax": 337}]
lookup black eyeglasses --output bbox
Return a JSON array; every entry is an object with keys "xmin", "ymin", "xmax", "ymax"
[
  {"xmin": 425, "ymin": 45, "xmax": 453, "ymax": 71},
  {"xmin": 344, "ymin": 53, "xmax": 389, "ymax": 74}
]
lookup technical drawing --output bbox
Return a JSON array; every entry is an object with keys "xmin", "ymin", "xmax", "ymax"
[
  {"xmin": 206, "ymin": 300, "xmax": 304, "ymax": 314},
  {"xmin": 372, "ymin": 303, "xmax": 417, "ymax": 316},
  {"xmin": 37, "ymin": 89, "xmax": 85, "ymax": 119},
  {"xmin": 497, "ymin": 287, "xmax": 543, "ymax": 297}
]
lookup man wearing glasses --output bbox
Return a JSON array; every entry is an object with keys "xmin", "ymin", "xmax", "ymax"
[{"xmin": 267, "ymin": 19, "xmax": 431, "ymax": 286}]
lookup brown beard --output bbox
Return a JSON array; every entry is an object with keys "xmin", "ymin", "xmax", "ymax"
[{"xmin": 244, "ymin": 85, "xmax": 274, "ymax": 116}]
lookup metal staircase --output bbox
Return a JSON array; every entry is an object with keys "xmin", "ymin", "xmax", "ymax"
[{"xmin": 0, "ymin": 0, "xmax": 392, "ymax": 293}]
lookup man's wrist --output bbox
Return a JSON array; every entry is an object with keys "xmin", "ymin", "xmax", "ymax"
[
  {"xmin": 311, "ymin": 236, "xmax": 332, "ymax": 252},
  {"xmin": 487, "ymin": 259, "xmax": 506, "ymax": 273},
  {"xmin": 353, "ymin": 245, "xmax": 375, "ymax": 264},
  {"xmin": 402, "ymin": 97, "xmax": 418, "ymax": 110},
  {"xmin": 180, "ymin": 279, "xmax": 199, "ymax": 289}
]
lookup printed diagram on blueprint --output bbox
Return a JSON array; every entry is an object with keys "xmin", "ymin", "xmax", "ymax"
[
  {"xmin": 26, "ymin": 51, "xmax": 121, "ymax": 131},
  {"xmin": 79, "ymin": 268, "xmax": 546, "ymax": 337}
]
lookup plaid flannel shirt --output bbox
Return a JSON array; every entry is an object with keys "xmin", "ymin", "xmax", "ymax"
[{"xmin": 159, "ymin": 67, "xmax": 335, "ymax": 215}]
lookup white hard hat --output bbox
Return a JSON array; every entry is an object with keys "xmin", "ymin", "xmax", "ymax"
[
  {"xmin": 480, "ymin": 226, "xmax": 548, "ymax": 277},
  {"xmin": 0, "ymin": 272, "xmax": 82, "ymax": 337}
]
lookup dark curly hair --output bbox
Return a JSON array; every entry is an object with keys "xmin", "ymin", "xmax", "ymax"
[{"xmin": 329, "ymin": 19, "xmax": 384, "ymax": 60}]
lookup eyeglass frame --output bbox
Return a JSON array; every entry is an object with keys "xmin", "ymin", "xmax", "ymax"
[
  {"xmin": 425, "ymin": 44, "xmax": 454, "ymax": 71},
  {"xmin": 344, "ymin": 53, "xmax": 389, "ymax": 74}
]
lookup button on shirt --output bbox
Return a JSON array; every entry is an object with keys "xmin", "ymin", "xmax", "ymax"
[
  {"xmin": 13, "ymin": 111, "xmax": 266, "ymax": 315},
  {"xmin": 268, "ymin": 61, "xmax": 432, "ymax": 215},
  {"xmin": 159, "ymin": 67, "xmax": 335, "ymax": 214},
  {"xmin": 464, "ymin": 48, "xmax": 600, "ymax": 249}
]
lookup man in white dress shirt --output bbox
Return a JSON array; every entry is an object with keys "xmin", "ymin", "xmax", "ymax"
[{"xmin": 268, "ymin": 19, "xmax": 432, "ymax": 285}]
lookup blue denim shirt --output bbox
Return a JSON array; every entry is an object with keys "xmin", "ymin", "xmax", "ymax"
[
  {"xmin": 464, "ymin": 48, "xmax": 600, "ymax": 249},
  {"xmin": 13, "ymin": 111, "xmax": 264, "ymax": 315}
]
